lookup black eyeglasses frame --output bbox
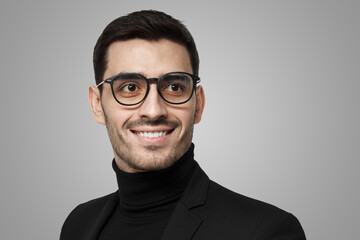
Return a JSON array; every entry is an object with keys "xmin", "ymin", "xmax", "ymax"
[{"xmin": 96, "ymin": 71, "xmax": 201, "ymax": 106}]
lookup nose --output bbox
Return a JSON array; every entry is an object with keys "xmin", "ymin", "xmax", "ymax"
[{"xmin": 138, "ymin": 83, "xmax": 168, "ymax": 120}]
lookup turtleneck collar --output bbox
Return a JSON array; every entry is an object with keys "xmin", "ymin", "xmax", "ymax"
[{"xmin": 112, "ymin": 144, "xmax": 195, "ymax": 207}]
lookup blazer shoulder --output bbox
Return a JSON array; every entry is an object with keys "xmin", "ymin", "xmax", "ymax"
[
  {"xmin": 208, "ymin": 180, "xmax": 286, "ymax": 215},
  {"xmin": 60, "ymin": 191, "xmax": 118, "ymax": 240},
  {"xmin": 68, "ymin": 191, "xmax": 117, "ymax": 219},
  {"xmin": 198, "ymin": 181, "xmax": 306, "ymax": 239}
]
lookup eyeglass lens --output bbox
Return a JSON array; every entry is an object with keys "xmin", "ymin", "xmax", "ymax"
[{"xmin": 112, "ymin": 73, "xmax": 194, "ymax": 105}]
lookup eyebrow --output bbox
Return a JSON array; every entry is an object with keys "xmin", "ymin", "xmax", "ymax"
[{"xmin": 110, "ymin": 71, "xmax": 168, "ymax": 79}]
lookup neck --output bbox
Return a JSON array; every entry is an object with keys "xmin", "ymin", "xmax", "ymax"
[{"xmin": 112, "ymin": 144, "xmax": 195, "ymax": 206}]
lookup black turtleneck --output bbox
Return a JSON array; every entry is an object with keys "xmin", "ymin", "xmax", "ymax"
[{"xmin": 98, "ymin": 144, "xmax": 195, "ymax": 240}]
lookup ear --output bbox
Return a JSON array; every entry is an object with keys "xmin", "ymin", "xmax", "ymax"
[
  {"xmin": 194, "ymin": 85, "xmax": 205, "ymax": 124},
  {"xmin": 88, "ymin": 85, "xmax": 106, "ymax": 125}
]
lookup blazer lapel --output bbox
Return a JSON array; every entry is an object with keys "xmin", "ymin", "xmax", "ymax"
[
  {"xmin": 161, "ymin": 162, "xmax": 210, "ymax": 240},
  {"xmin": 82, "ymin": 192, "xmax": 119, "ymax": 240},
  {"xmin": 161, "ymin": 201, "xmax": 202, "ymax": 240}
]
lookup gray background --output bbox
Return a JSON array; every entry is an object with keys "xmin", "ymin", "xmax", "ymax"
[{"xmin": 1, "ymin": 0, "xmax": 359, "ymax": 239}]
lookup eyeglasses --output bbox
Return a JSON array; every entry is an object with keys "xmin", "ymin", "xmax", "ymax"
[{"xmin": 97, "ymin": 72, "xmax": 200, "ymax": 106}]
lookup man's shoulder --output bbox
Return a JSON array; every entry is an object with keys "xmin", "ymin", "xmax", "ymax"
[
  {"xmin": 207, "ymin": 180, "xmax": 285, "ymax": 216},
  {"xmin": 60, "ymin": 192, "xmax": 118, "ymax": 240},
  {"xmin": 72, "ymin": 191, "xmax": 118, "ymax": 213},
  {"xmin": 188, "ymin": 162, "xmax": 301, "ymax": 223},
  {"xmin": 192, "ymin": 179, "xmax": 306, "ymax": 239}
]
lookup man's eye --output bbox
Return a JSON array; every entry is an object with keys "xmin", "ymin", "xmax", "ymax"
[
  {"xmin": 170, "ymin": 84, "xmax": 180, "ymax": 91},
  {"xmin": 122, "ymin": 83, "xmax": 138, "ymax": 92},
  {"xmin": 167, "ymin": 83, "xmax": 183, "ymax": 92}
]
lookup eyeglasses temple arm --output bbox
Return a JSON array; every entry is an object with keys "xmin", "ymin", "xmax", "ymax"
[{"xmin": 96, "ymin": 80, "xmax": 106, "ymax": 88}]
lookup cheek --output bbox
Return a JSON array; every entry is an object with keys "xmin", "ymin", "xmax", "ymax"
[
  {"xmin": 170, "ymin": 106, "xmax": 196, "ymax": 128},
  {"xmin": 114, "ymin": 111, "xmax": 134, "ymax": 130},
  {"xmin": 103, "ymin": 104, "xmax": 134, "ymax": 131}
]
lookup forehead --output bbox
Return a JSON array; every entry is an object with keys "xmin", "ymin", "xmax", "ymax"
[{"xmin": 104, "ymin": 39, "xmax": 192, "ymax": 78}]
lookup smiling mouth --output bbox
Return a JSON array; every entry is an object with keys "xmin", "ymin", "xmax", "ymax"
[{"xmin": 131, "ymin": 129, "xmax": 174, "ymax": 138}]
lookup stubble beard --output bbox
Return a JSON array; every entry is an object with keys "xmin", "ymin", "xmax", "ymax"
[{"xmin": 103, "ymin": 111, "xmax": 195, "ymax": 172}]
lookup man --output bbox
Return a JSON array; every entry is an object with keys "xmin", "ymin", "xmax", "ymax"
[{"xmin": 60, "ymin": 10, "xmax": 306, "ymax": 240}]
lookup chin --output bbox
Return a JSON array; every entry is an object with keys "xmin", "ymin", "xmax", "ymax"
[
  {"xmin": 131, "ymin": 153, "xmax": 176, "ymax": 172},
  {"xmin": 117, "ymin": 146, "xmax": 177, "ymax": 172}
]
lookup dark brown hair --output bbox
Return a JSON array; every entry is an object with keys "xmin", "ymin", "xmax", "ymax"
[{"xmin": 93, "ymin": 10, "xmax": 199, "ymax": 89}]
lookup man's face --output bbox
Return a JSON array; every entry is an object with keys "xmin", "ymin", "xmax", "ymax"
[{"xmin": 89, "ymin": 39, "xmax": 205, "ymax": 173}]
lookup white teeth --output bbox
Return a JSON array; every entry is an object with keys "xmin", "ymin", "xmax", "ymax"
[{"xmin": 137, "ymin": 131, "xmax": 167, "ymax": 137}]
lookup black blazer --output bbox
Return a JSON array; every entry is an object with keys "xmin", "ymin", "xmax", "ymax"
[{"xmin": 60, "ymin": 162, "xmax": 306, "ymax": 240}]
